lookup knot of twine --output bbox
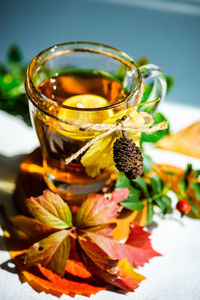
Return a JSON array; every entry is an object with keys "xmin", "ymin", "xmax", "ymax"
[{"xmin": 65, "ymin": 107, "xmax": 168, "ymax": 165}]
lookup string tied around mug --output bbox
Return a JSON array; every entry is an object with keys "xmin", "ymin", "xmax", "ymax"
[{"xmin": 64, "ymin": 97, "xmax": 168, "ymax": 165}]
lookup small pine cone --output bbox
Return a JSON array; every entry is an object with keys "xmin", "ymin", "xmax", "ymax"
[{"xmin": 113, "ymin": 136, "xmax": 143, "ymax": 180}]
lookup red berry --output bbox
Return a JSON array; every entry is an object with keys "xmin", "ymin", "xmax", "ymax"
[{"xmin": 176, "ymin": 199, "xmax": 191, "ymax": 216}]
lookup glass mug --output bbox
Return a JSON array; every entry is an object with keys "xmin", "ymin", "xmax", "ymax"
[{"xmin": 25, "ymin": 42, "xmax": 166, "ymax": 204}]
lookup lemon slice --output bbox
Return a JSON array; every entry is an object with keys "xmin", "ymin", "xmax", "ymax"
[
  {"xmin": 61, "ymin": 94, "xmax": 111, "ymax": 110},
  {"xmin": 57, "ymin": 94, "xmax": 113, "ymax": 140}
]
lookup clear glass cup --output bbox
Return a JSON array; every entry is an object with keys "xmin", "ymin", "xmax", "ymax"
[{"xmin": 25, "ymin": 42, "xmax": 166, "ymax": 204}]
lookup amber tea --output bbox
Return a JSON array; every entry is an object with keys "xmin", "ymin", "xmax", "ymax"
[{"xmin": 32, "ymin": 71, "xmax": 127, "ymax": 201}]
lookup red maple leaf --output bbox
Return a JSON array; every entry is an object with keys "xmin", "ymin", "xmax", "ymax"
[{"xmin": 84, "ymin": 221, "xmax": 161, "ymax": 267}]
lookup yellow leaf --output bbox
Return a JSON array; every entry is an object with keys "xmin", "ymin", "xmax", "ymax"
[
  {"xmin": 81, "ymin": 134, "xmax": 116, "ymax": 177},
  {"xmin": 117, "ymin": 258, "xmax": 145, "ymax": 284},
  {"xmin": 81, "ymin": 110, "xmax": 143, "ymax": 177}
]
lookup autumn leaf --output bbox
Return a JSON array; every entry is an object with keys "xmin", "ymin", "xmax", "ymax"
[
  {"xmin": 85, "ymin": 222, "xmax": 161, "ymax": 268},
  {"xmin": 38, "ymin": 264, "xmax": 106, "ymax": 296},
  {"xmin": 25, "ymin": 230, "xmax": 70, "ymax": 276},
  {"xmin": 76, "ymin": 189, "xmax": 129, "ymax": 227},
  {"xmin": 117, "ymin": 259, "xmax": 145, "ymax": 290},
  {"xmin": 82, "ymin": 223, "xmax": 117, "ymax": 238},
  {"xmin": 157, "ymin": 121, "xmax": 200, "ymax": 158},
  {"xmin": 81, "ymin": 134, "xmax": 116, "ymax": 178},
  {"xmin": 65, "ymin": 259, "xmax": 91, "ymax": 278},
  {"xmin": 78, "ymin": 237, "xmax": 115, "ymax": 271},
  {"xmin": 5, "ymin": 227, "xmax": 105, "ymax": 298},
  {"xmin": 112, "ymin": 202, "xmax": 148, "ymax": 241},
  {"xmin": 123, "ymin": 222, "xmax": 161, "ymax": 266},
  {"xmin": 77, "ymin": 238, "xmax": 145, "ymax": 292},
  {"xmin": 26, "ymin": 189, "xmax": 72, "ymax": 229},
  {"xmin": 10, "ymin": 215, "xmax": 56, "ymax": 243},
  {"xmin": 22, "ymin": 263, "xmax": 106, "ymax": 297}
]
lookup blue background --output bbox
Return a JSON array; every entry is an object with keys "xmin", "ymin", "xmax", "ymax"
[{"xmin": 1, "ymin": 0, "xmax": 200, "ymax": 106}]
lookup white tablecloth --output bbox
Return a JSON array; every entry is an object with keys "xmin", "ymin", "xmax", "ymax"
[{"xmin": 0, "ymin": 102, "xmax": 200, "ymax": 300}]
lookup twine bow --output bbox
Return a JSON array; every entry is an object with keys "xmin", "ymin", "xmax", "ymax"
[{"xmin": 64, "ymin": 99, "xmax": 168, "ymax": 165}]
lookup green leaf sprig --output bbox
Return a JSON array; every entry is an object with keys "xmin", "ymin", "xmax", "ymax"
[
  {"xmin": 117, "ymin": 155, "xmax": 200, "ymax": 224},
  {"xmin": 176, "ymin": 163, "xmax": 200, "ymax": 217},
  {"xmin": 116, "ymin": 155, "xmax": 172, "ymax": 225},
  {"xmin": 0, "ymin": 45, "xmax": 31, "ymax": 125}
]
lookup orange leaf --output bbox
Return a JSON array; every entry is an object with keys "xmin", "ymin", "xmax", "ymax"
[
  {"xmin": 65, "ymin": 259, "xmax": 91, "ymax": 278},
  {"xmin": 112, "ymin": 202, "xmax": 148, "ymax": 241},
  {"xmin": 157, "ymin": 121, "xmax": 200, "ymax": 158},
  {"xmin": 38, "ymin": 264, "xmax": 106, "ymax": 296},
  {"xmin": 21, "ymin": 261, "xmax": 106, "ymax": 297}
]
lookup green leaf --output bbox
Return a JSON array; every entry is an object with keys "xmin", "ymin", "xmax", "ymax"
[
  {"xmin": 141, "ymin": 112, "xmax": 169, "ymax": 143},
  {"xmin": 26, "ymin": 190, "xmax": 72, "ymax": 229},
  {"xmin": 161, "ymin": 195, "xmax": 172, "ymax": 213},
  {"xmin": 192, "ymin": 182, "xmax": 200, "ymax": 201},
  {"xmin": 194, "ymin": 170, "xmax": 200, "ymax": 178},
  {"xmin": 179, "ymin": 178, "xmax": 188, "ymax": 194},
  {"xmin": 121, "ymin": 188, "xmax": 143, "ymax": 211},
  {"xmin": 7, "ymin": 45, "xmax": 22, "ymax": 63},
  {"xmin": 166, "ymin": 76, "xmax": 174, "ymax": 93},
  {"xmin": 149, "ymin": 175, "xmax": 163, "ymax": 194},
  {"xmin": 146, "ymin": 202, "xmax": 154, "ymax": 225},
  {"xmin": 116, "ymin": 173, "xmax": 132, "ymax": 189},
  {"xmin": 127, "ymin": 189, "xmax": 141, "ymax": 201},
  {"xmin": 185, "ymin": 163, "xmax": 192, "ymax": 177},
  {"xmin": 121, "ymin": 200, "xmax": 144, "ymax": 211},
  {"xmin": 143, "ymin": 154, "xmax": 153, "ymax": 173},
  {"xmin": 140, "ymin": 84, "xmax": 152, "ymax": 105},
  {"xmin": 190, "ymin": 203, "xmax": 200, "ymax": 218},
  {"xmin": 149, "ymin": 178, "xmax": 158, "ymax": 195},
  {"xmin": 133, "ymin": 177, "xmax": 149, "ymax": 198},
  {"xmin": 155, "ymin": 176, "xmax": 163, "ymax": 193},
  {"xmin": 154, "ymin": 197, "xmax": 166, "ymax": 213},
  {"xmin": 25, "ymin": 230, "xmax": 70, "ymax": 276}
]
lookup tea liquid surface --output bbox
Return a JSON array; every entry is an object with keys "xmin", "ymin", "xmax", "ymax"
[{"xmin": 38, "ymin": 71, "xmax": 126, "ymax": 105}]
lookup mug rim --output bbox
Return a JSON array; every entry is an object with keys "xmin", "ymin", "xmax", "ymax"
[{"xmin": 25, "ymin": 41, "xmax": 142, "ymax": 112}]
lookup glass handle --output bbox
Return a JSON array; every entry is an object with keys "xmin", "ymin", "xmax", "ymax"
[{"xmin": 139, "ymin": 64, "xmax": 167, "ymax": 114}]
